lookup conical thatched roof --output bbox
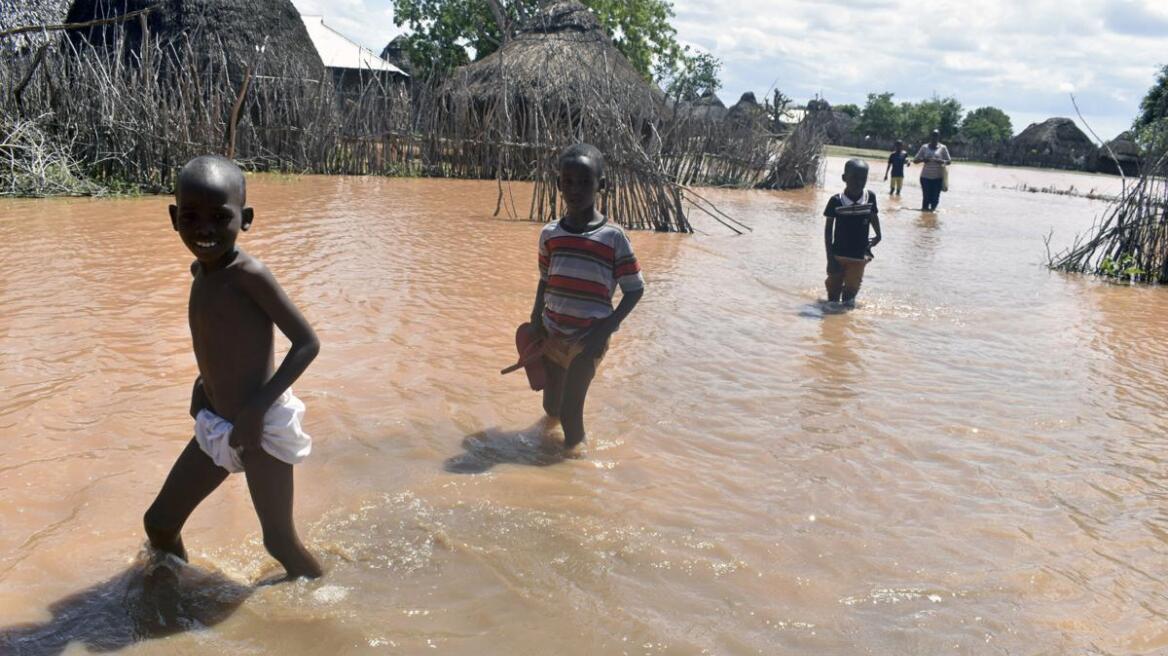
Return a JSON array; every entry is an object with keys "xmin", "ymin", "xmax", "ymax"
[
  {"xmin": 0, "ymin": 0, "xmax": 69, "ymax": 55},
  {"xmin": 726, "ymin": 91, "xmax": 765, "ymax": 129},
  {"xmin": 1012, "ymin": 117, "xmax": 1094, "ymax": 151},
  {"xmin": 380, "ymin": 35, "xmax": 414, "ymax": 77},
  {"xmin": 1096, "ymin": 131, "xmax": 1142, "ymax": 176},
  {"xmin": 64, "ymin": 0, "xmax": 323, "ymax": 82},
  {"xmin": 449, "ymin": 0, "xmax": 663, "ymax": 110},
  {"xmin": 687, "ymin": 92, "xmax": 727, "ymax": 121},
  {"xmin": 436, "ymin": 1, "xmax": 686, "ymax": 231}
]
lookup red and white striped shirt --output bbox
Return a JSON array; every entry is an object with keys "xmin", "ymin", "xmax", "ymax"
[{"xmin": 538, "ymin": 219, "xmax": 644, "ymax": 339}]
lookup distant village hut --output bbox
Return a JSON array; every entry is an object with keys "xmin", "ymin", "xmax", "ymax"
[
  {"xmin": 1006, "ymin": 117, "xmax": 1096, "ymax": 170},
  {"xmin": 1095, "ymin": 132, "xmax": 1142, "ymax": 176},
  {"xmin": 726, "ymin": 92, "xmax": 766, "ymax": 131},
  {"xmin": 686, "ymin": 92, "xmax": 728, "ymax": 123},
  {"xmin": 380, "ymin": 35, "xmax": 415, "ymax": 79},
  {"xmin": 434, "ymin": 0, "xmax": 688, "ymax": 232}
]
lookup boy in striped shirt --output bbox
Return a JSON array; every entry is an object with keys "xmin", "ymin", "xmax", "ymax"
[{"xmin": 529, "ymin": 144, "xmax": 645, "ymax": 450}]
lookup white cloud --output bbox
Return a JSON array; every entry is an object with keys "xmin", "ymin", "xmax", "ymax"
[{"xmin": 290, "ymin": 0, "xmax": 1164, "ymax": 138}]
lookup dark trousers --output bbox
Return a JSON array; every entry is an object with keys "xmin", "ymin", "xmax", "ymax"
[{"xmin": 920, "ymin": 176, "xmax": 943, "ymax": 209}]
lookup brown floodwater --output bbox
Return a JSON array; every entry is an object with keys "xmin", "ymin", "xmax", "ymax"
[{"xmin": 0, "ymin": 157, "xmax": 1164, "ymax": 654}]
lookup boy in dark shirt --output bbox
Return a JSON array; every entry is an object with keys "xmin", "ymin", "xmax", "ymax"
[
  {"xmin": 824, "ymin": 159, "xmax": 882, "ymax": 306},
  {"xmin": 883, "ymin": 140, "xmax": 910, "ymax": 196},
  {"xmin": 143, "ymin": 155, "xmax": 323, "ymax": 580}
]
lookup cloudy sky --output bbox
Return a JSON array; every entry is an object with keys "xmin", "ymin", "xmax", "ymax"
[{"xmin": 290, "ymin": 0, "xmax": 1167, "ymax": 139}]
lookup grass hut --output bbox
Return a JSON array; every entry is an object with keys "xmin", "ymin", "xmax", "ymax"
[
  {"xmin": 726, "ymin": 92, "xmax": 765, "ymax": 131},
  {"xmin": 1006, "ymin": 117, "xmax": 1095, "ymax": 169},
  {"xmin": 1096, "ymin": 131, "xmax": 1142, "ymax": 176},
  {"xmin": 433, "ymin": 0, "xmax": 688, "ymax": 232},
  {"xmin": 380, "ymin": 35, "xmax": 415, "ymax": 79},
  {"xmin": 63, "ymin": 0, "xmax": 324, "ymax": 83},
  {"xmin": 687, "ymin": 92, "xmax": 728, "ymax": 123}
]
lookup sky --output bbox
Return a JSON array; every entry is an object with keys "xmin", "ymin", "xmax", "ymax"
[{"xmin": 289, "ymin": 0, "xmax": 1168, "ymax": 140}]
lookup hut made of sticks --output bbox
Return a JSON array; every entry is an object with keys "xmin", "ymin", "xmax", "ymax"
[
  {"xmin": 1005, "ymin": 117, "xmax": 1095, "ymax": 169},
  {"xmin": 63, "ymin": 0, "xmax": 324, "ymax": 83},
  {"xmin": 687, "ymin": 92, "xmax": 728, "ymax": 123},
  {"xmin": 433, "ymin": 0, "xmax": 688, "ymax": 232},
  {"xmin": 1096, "ymin": 131, "xmax": 1142, "ymax": 176},
  {"xmin": 726, "ymin": 92, "xmax": 765, "ymax": 131}
]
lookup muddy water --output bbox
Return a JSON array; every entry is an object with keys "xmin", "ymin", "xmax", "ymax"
[{"xmin": 0, "ymin": 158, "xmax": 1164, "ymax": 654}]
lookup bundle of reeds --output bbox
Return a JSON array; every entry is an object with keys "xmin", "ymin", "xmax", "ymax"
[
  {"xmin": 1049, "ymin": 154, "xmax": 1168, "ymax": 282},
  {"xmin": 757, "ymin": 117, "xmax": 825, "ymax": 190}
]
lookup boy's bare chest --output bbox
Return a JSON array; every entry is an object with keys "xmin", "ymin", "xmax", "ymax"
[{"xmin": 188, "ymin": 274, "xmax": 265, "ymax": 335}]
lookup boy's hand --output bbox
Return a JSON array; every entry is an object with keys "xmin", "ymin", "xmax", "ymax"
[
  {"xmin": 883, "ymin": 174, "xmax": 888, "ymax": 181},
  {"xmin": 581, "ymin": 321, "xmax": 612, "ymax": 359},
  {"xmin": 869, "ymin": 237, "xmax": 881, "ymax": 248},
  {"xmin": 228, "ymin": 402, "xmax": 265, "ymax": 451}
]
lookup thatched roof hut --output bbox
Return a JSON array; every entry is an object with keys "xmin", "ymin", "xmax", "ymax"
[
  {"xmin": 687, "ymin": 92, "xmax": 727, "ymax": 122},
  {"xmin": 0, "ymin": 0, "xmax": 69, "ymax": 55},
  {"xmin": 448, "ymin": 1, "xmax": 664, "ymax": 112},
  {"xmin": 436, "ymin": 0, "xmax": 687, "ymax": 231},
  {"xmin": 380, "ymin": 35, "xmax": 414, "ymax": 78},
  {"xmin": 63, "ymin": 0, "xmax": 323, "ymax": 82},
  {"xmin": 1012, "ymin": 118, "xmax": 1094, "ymax": 155},
  {"xmin": 1003, "ymin": 117, "xmax": 1096, "ymax": 170},
  {"xmin": 726, "ymin": 92, "xmax": 765, "ymax": 130},
  {"xmin": 1096, "ymin": 131, "xmax": 1141, "ymax": 176}
]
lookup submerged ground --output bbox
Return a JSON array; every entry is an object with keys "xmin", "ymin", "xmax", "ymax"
[{"xmin": 1, "ymin": 158, "xmax": 1164, "ymax": 655}]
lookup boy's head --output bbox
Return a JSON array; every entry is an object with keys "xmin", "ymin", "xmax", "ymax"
[
  {"xmin": 894, "ymin": 139, "xmax": 904, "ymax": 150},
  {"xmin": 557, "ymin": 143, "xmax": 606, "ymax": 212},
  {"xmin": 169, "ymin": 155, "xmax": 252, "ymax": 264},
  {"xmin": 842, "ymin": 158, "xmax": 869, "ymax": 191}
]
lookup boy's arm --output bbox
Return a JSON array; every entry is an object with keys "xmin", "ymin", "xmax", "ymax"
[
  {"xmin": 530, "ymin": 279, "xmax": 547, "ymax": 332},
  {"xmin": 883, "ymin": 157, "xmax": 892, "ymax": 180},
  {"xmin": 869, "ymin": 194, "xmax": 882, "ymax": 247},
  {"xmin": 232, "ymin": 262, "xmax": 321, "ymax": 450},
  {"xmin": 583, "ymin": 289, "xmax": 642, "ymax": 357}
]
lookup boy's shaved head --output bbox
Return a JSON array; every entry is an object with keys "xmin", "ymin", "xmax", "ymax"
[
  {"xmin": 177, "ymin": 155, "xmax": 246, "ymax": 204},
  {"xmin": 558, "ymin": 143, "xmax": 605, "ymax": 177},
  {"xmin": 844, "ymin": 158, "xmax": 869, "ymax": 176}
]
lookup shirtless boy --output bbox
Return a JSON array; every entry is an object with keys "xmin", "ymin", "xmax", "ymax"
[{"xmin": 143, "ymin": 155, "xmax": 322, "ymax": 579}]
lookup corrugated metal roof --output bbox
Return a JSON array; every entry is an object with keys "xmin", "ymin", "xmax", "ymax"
[{"xmin": 300, "ymin": 15, "xmax": 407, "ymax": 76}]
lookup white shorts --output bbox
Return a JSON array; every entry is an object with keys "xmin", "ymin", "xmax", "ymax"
[{"xmin": 194, "ymin": 390, "xmax": 311, "ymax": 473}]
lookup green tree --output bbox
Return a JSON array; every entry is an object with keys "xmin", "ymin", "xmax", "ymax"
[
  {"xmin": 897, "ymin": 96, "xmax": 963, "ymax": 142},
  {"xmin": 659, "ymin": 49, "xmax": 722, "ymax": 101},
  {"xmin": 834, "ymin": 103, "xmax": 861, "ymax": 119},
  {"xmin": 391, "ymin": 0, "xmax": 695, "ymax": 83},
  {"xmin": 1135, "ymin": 64, "xmax": 1168, "ymax": 130},
  {"xmin": 857, "ymin": 92, "xmax": 900, "ymax": 140},
  {"xmin": 960, "ymin": 106, "xmax": 1013, "ymax": 144},
  {"xmin": 1134, "ymin": 64, "xmax": 1168, "ymax": 154}
]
